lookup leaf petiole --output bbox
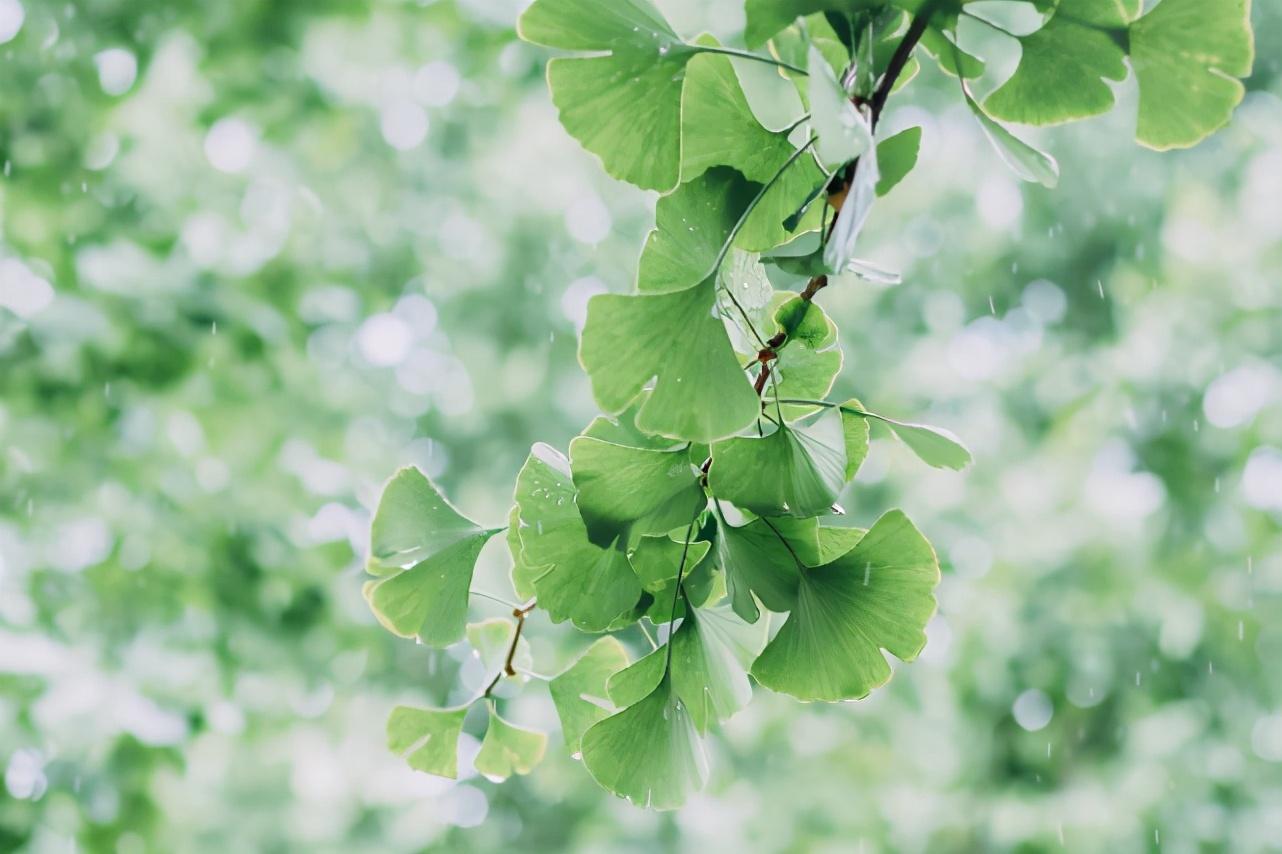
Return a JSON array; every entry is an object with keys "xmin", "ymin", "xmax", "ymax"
[{"xmin": 690, "ymin": 44, "xmax": 808, "ymax": 76}]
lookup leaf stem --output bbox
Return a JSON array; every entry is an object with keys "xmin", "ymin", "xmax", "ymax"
[
  {"xmin": 471, "ymin": 589, "xmax": 524, "ymax": 610},
  {"xmin": 690, "ymin": 44, "xmax": 808, "ymax": 76},
  {"xmin": 663, "ymin": 517, "xmax": 699, "ymax": 674}
]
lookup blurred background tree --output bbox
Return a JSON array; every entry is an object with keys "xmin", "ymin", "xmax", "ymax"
[{"xmin": 0, "ymin": 0, "xmax": 1279, "ymax": 850}]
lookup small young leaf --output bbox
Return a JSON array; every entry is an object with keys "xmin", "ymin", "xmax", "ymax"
[
  {"xmin": 751, "ymin": 509, "xmax": 939, "ymax": 701},
  {"xmin": 474, "ymin": 707, "xmax": 548, "ymax": 782},
  {"xmin": 550, "ymin": 637, "xmax": 631, "ymax": 753},
  {"xmin": 386, "ymin": 705, "xmax": 469, "ymax": 778},
  {"xmin": 629, "ymin": 535, "xmax": 713, "ymax": 621}
]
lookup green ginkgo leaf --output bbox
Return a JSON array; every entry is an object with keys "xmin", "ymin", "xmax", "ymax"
[
  {"xmin": 709, "ymin": 407, "xmax": 848, "ymax": 518},
  {"xmin": 363, "ymin": 537, "xmax": 492, "ymax": 648},
  {"xmin": 514, "ymin": 444, "xmax": 643, "ymax": 630},
  {"xmin": 474, "ymin": 706, "xmax": 548, "ymax": 782},
  {"xmin": 680, "ymin": 48, "xmax": 824, "ymax": 251},
  {"xmin": 637, "ymin": 168, "xmax": 759, "ymax": 294},
  {"xmin": 506, "ymin": 506, "xmax": 540, "ymax": 601},
  {"xmin": 839, "ymin": 399, "xmax": 871, "ymax": 480},
  {"xmin": 983, "ymin": 0, "xmax": 1131, "ymax": 126},
  {"xmin": 751, "ymin": 509, "xmax": 940, "ymax": 701},
  {"xmin": 715, "ymin": 513, "xmax": 821, "ymax": 621},
  {"xmin": 368, "ymin": 466, "xmax": 490, "ymax": 571},
  {"xmin": 743, "ymin": 0, "xmax": 860, "ymax": 48},
  {"xmin": 581, "ymin": 671, "xmax": 709, "ymax": 809},
  {"xmin": 363, "ymin": 468, "xmax": 500, "ymax": 647},
  {"xmin": 580, "ymin": 277, "xmax": 760, "ymax": 443},
  {"xmin": 1130, "ymin": 0, "xmax": 1253, "ymax": 150},
  {"xmin": 550, "ymin": 637, "xmax": 631, "ymax": 753},
  {"xmin": 960, "ymin": 75, "xmax": 1059, "ymax": 188},
  {"xmin": 630, "ymin": 534, "xmax": 714, "ymax": 621},
  {"xmin": 569, "ymin": 436, "xmax": 705, "ymax": 547},
  {"xmin": 669, "ymin": 603, "xmax": 769, "ymax": 732},
  {"xmin": 875, "ymin": 126, "xmax": 921, "ymax": 196},
  {"xmin": 517, "ymin": 0, "xmax": 694, "ymax": 191},
  {"xmin": 386, "ymin": 705, "xmax": 469, "ymax": 778}
]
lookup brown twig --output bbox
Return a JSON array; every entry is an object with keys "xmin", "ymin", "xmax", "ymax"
[{"xmin": 483, "ymin": 598, "xmax": 536, "ymax": 697}]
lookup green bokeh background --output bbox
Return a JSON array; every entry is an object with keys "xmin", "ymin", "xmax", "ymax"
[{"xmin": 1, "ymin": 0, "xmax": 1280, "ymax": 850}]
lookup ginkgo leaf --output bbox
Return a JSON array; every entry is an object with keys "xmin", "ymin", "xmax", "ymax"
[
  {"xmin": 816, "ymin": 524, "xmax": 866, "ymax": 562},
  {"xmin": 743, "ymin": 0, "xmax": 856, "ymax": 48},
  {"xmin": 514, "ymin": 444, "xmax": 643, "ymax": 630},
  {"xmin": 569, "ymin": 436, "xmax": 705, "ymax": 547},
  {"xmin": 550, "ymin": 637, "xmax": 631, "ymax": 753},
  {"xmin": 884, "ymin": 419, "xmax": 972, "ymax": 470},
  {"xmin": 386, "ymin": 705, "xmax": 469, "ymax": 778},
  {"xmin": 581, "ymin": 396, "xmax": 683, "ymax": 451},
  {"xmin": 960, "ymin": 75, "xmax": 1059, "ymax": 188},
  {"xmin": 983, "ymin": 0, "xmax": 1130, "ymax": 126},
  {"xmin": 709, "ymin": 407, "xmax": 848, "ymax": 518},
  {"xmin": 506, "ymin": 505, "xmax": 541, "ymax": 601},
  {"xmin": 363, "ymin": 468, "xmax": 500, "ymax": 647},
  {"xmin": 751, "ymin": 509, "xmax": 940, "ymax": 701},
  {"xmin": 715, "ymin": 513, "xmax": 821, "ymax": 621},
  {"xmin": 839, "ymin": 399, "xmax": 871, "ymax": 480},
  {"xmin": 808, "ymin": 46, "xmax": 872, "ymax": 168},
  {"xmin": 363, "ymin": 538, "xmax": 491, "ymax": 647},
  {"xmin": 1130, "ymin": 0, "xmax": 1253, "ymax": 150},
  {"xmin": 680, "ymin": 48, "xmax": 824, "ymax": 251},
  {"xmin": 919, "ymin": 26, "xmax": 986, "ymax": 78},
  {"xmin": 669, "ymin": 603, "xmax": 769, "ymax": 732},
  {"xmin": 875, "ymin": 126, "xmax": 921, "ymax": 196},
  {"xmin": 368, "ymin": 466, "xmax": 489, "ymax": 571},
  {"xmin": 581, "ymin": 672, "xmax": 708, "ymax": 809},
  {"xmin": 637, "ymin": 168, "xmax": 758, "ymax": 294},
  {"xmin": 474, "ymin": 706, "xmax": 548, "ymax": 782},
  {"xmin": 580, "ymin": 277, "xmax": 760, "ymax": 443},
  {"xmin": 517, "ymin": 0, "xmax": 695, "ymax": 191}
]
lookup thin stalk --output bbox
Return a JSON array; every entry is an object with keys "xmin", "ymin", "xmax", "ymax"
[
  {"xmin": 690, "ymin": 44, "xmax": 808, "ymax": 76},
  {"xmin": 663, "ymin": 517, "xmax": 699, "ymax": 674}
]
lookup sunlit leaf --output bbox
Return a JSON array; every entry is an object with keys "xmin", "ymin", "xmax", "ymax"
[
  {"xmin": 581, "ymin": 671, "xmax": 709, "ymax": 810},
  {"xmin": 517, "ymin": 0, "xmax": 694, "ymax": 191},
  {"xmin": 580, "ymin": 277, "xmax": 760, "ymax": 443},
  {"xmin": 808, "ymin": 46, "xmax": 872, "ymax": 168},
  {"xmin": 474, "ymin": 706, "xmax": 548, "ymax": 781},
  {"xmin": 514, "ymin": 444, "xmax": 643, "ymax": 630},
  {"xmin": 709, "ymin": 408, "xmax": 847, "ymax": 518},
  {"xmin": 550, "ymin": 637, "xmax": 632, "ymax": 753},
  {"xmin": 751, "ymin": 510, "xmax": 940, "ymax": 701},
  {"xmin": 386, "ymin": 705, "xmax": 468, "ymax": 778},
  {"xmin": 669, "ymin": 603, "xmax": 769, "ymax": 731}
]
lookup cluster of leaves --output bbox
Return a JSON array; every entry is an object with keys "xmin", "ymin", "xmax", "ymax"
[{"xmin": 362, "ymin": 0, "xmax": 1253, "ymax": 809}]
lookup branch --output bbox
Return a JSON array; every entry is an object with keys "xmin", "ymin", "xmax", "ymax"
[{"xmin": 483, "ymin": 597, "xmax": 537, "ymax": 697}]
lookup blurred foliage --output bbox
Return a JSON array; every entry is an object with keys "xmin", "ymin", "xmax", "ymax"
[{"xmin": 0, "ymin": 0, "xmax": 1280, "ymax": 851}]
